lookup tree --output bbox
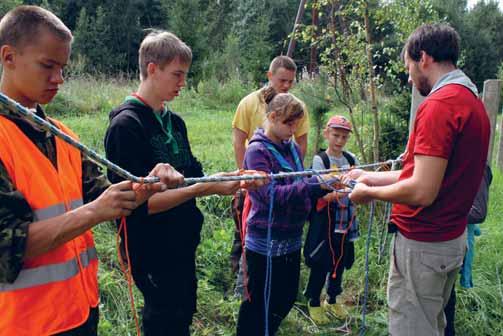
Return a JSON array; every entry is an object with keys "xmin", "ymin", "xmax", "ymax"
[
  {"xmin": 0, "ymin": 0, "xmax": 22, "ymax": 17},
  {"xmin": 463, "ymin": 1, "xmax": 503, "ymax": 88},
  {"xmin": 432, "ymin": 0, "xmax": 503, "ymax": 90},
  {"xmin": 298, "ymin": 0, "xmax": 438, "ymax": 162},
  {"xmin": 231, "ymin": 0, "xmax": 273, "ymax": 84},
  {"xmin": 72, "ymin": 6, "xmax": 114, "ymax": 74}
]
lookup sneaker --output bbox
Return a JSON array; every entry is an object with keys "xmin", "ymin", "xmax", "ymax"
[
  {"xmin": 308, "ymin": 303, "xmax": 330, "ymax": 324},
  {"xmin": 323, "ymin": 301, "xmax": 348, "ymax": 319}
]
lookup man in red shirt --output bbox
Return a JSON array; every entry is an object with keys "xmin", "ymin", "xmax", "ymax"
[{"xmin": 347, "ymin": 24, "xmax": 490, "ymax": 335}]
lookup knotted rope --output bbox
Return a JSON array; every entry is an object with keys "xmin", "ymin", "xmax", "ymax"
[{"xmin": 2, "ymin": 92, "xmax": 404, "ymax": 335}]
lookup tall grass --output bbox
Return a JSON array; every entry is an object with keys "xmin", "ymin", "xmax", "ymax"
[{"xmin": 49, "ymin": 76, "xmax": 503, "ymax": 335}]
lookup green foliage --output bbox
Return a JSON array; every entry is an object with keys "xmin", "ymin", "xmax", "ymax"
[
  {"xmin": 378, "ymin": 91, "xmax": 410, "ymax": 160},
  {"xmin": 231, "ymin": 0, "xmax": 273, "ymax": 84},
  {"xmin": 44, "ymin": 75, "xmax": 135, "ymax": 117},
  {"xmin": 196, "ymin": 73, "xmax": 254, "ymax": 111},
  {"xmin": 433, "ymin": 0, "xmax": 503, "ymax": 91},
  {"xmin": 200, "ymin": 33, "xmax": 242, "ymax": 82},
  {"xmin": 374, "ymin": 0, "xmax": 439, "ymax": 91},
  {"xmin": 47, "ymin": 76, "xmax": 503, "ymax": 335},
  {"xmin": 4, "ymin": 0, "xmax": 502, "ymax": 92},
  {"xmin": 72, "ymin": 7, "xmax": 114, "ymax": 75},
  {"xmin": 297, "ymin": 0, "xmax": 438, "ymax": 161},
  {"xmin": 292, "ymin": 71, "xmax": 333, "ymax": 156},
  {"xmin": 463, "ymin": 1, "xmax": 503, "ymax": 89},
  {"xmin": 0, "ymin": 0, "xmax": 22, "ymax": 17}
]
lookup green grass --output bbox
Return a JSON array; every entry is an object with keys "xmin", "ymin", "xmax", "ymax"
[{"xmin": 49, "ymin": 77, "xmax": 503, "ymax": 335}]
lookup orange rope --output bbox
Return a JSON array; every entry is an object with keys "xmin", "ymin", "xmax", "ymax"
[
  {"xmin": 327, "ymin": 200, "xmax": 338, "ymax": 279},
  {"xmin": 117, "ymin": 216, "xmax": 141, "ymax": 336},
  {"xmin": 328, "ymin": 191, "xmax": 356, "ymax": 279},
  {"xmin": 237, "ymin": 192, "xmax": 251, "ymax": 302}
]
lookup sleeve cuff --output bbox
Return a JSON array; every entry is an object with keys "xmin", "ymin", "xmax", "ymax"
[{"xmin": 306, "ymin": 176, "xmax": 329, "ymax": 199}]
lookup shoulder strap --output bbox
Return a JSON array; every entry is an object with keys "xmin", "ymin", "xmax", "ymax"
[
  {"xmin": 342, "ymin": 151, "xmax": 355, "ymax": 167},
  {"xmin": 317, "ymin": 150, "xmax": 331, "ymax": 169},
  {"xmin": 467, "ymin": 165, "xmax": 492, "ymax": 224},
  {"xmin": 263, "ymin": 141, "xmax": 303, "ymax": 172}
]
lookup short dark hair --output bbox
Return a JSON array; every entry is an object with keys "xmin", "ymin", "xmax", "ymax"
[
  {"xmin": 269, "ymin": 55, "xmax": 297, "ymax": 74},
  {"xmin": 0, "ymin": 6, "xmax": 72, "ymax": 50},
  {"xmin": 402, "ymin": 23, "xmax": 460, "ymax": 66}
]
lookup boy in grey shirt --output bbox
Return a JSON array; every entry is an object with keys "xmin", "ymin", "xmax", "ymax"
[{"xmin": 304, "ymin": 115, "xmax": 359, "ymax": 323}]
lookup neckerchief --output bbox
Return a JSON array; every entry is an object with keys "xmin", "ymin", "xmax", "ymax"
[{"xmin": 124, "ymin": 93, "xmax": 179, "ymax": 154}]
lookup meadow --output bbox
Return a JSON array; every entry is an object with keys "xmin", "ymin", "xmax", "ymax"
[{"xmin": 48, "ymin": 76, "xmax": 503, "ymax": 335}]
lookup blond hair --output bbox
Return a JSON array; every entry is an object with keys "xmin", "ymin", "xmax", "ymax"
[
  {"xmin": 262, "ymin": 87, "xmax": 304, "ymax": 123},
  {"xmin": 0, "ymin": 5, "xmax": 72, "ymax": 50},
  {"xmin": 138, "ymin": 30, "xmax": 192, "ymax": 80}
]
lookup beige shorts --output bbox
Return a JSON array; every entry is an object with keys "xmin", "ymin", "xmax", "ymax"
[{"xmin": 387, "ymin": 230, "xmax": 466, "ymax": 336}]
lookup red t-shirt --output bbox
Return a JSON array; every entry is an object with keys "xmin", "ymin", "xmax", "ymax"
[{"xmin": 391, "ymin": 84, "xmax": 490, "ymax": 242}]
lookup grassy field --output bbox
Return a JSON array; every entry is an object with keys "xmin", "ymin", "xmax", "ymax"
[{"xmin": 50, "ymin": 77, "xmax": 503, "ymax": 335}]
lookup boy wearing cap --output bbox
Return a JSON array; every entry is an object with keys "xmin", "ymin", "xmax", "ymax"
[{"xmin": 303, "ymin": 115, "xmax": 359, "ymax": 323}]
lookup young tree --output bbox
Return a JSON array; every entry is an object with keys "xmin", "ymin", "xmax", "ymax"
[{"xmin": 299, "ymin": 0, "xmax": 438, "ymax": 162}]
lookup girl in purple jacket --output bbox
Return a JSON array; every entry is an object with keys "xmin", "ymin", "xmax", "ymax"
[{"xmin": 236, "ymin": 87, "xmax": 331, "ymax": 336}]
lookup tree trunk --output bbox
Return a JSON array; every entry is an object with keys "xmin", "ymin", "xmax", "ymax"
[
  {"xmin": 309, "ymin": 1, "xmax": 319, "ymax": 78},
  {"xmin": 287, "ymin": 0, "xmax": 308, "ymax": 58},
  {"xmin": 364, "ymin": 1, "xmax": 380, "ymax": 162},
  {"xmin": 329, "ymin": 0, "xmax": 368, "ymax": 162},
  {"xmin": 314, "ymin": 114, "xmax": 322, "ymax": 155}
]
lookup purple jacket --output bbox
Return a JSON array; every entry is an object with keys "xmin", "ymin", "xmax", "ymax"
[{"xmin": 244, "ymin": 129, "xmax": 326, "ymax": 240}]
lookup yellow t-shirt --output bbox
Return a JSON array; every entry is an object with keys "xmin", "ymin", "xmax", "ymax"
[{"xmin": 232, "ymin": 88, "xmax": 309, "ymax": 140}]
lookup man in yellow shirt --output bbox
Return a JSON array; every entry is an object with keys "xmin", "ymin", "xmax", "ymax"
[
  {"xmin": 230, "ymin": 56, "xmax": 309, "ymax": 295},
  {"xmin": 232, "ymin": 56, "xmax": 309, "ymax": 167}
]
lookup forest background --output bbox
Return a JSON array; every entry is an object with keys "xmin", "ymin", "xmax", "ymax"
[{"xmin": 1, "ymin": 0, "xmax": 503, "ymax": 335}]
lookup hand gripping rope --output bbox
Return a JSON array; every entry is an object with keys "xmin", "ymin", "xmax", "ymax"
[
  {"xmin": 1, "ymin": 92, "xmax": 402, "ymax": 334},
  {"xmin": 1, "ymin": 91, "xmax": 400, "ymax": 187}
]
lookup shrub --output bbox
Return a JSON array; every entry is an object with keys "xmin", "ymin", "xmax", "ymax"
[
  {"xmin": 379, "ymin": 90, "xmax": 410, "ymax": 160},
  {"xmin": 196, "ymin": 73, "xmax": 254, "ymax": 110}
]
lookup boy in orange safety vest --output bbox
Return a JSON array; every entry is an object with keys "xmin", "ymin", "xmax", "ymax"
[{"xmin": 0, "ymin": 6, "xmax": 181, "ymax": 335}]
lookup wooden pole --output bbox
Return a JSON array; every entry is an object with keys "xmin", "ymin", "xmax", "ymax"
[
  {"xmin": 287, "ymin": 0, "xmax": 308, "ymax": 58},
  {"xmin": 408, "ymin": 86, "xmax": 425, "ymax": 136},
  {"xmin": 308, "ymin": 1, "xmax": 319, "ymax": 77},
  {"xmin": 482, "ymin": 79, "xmax": 502, "ymax": 165},
  {"xmin": 497, "ymin": 104, "xmax": 503, "ymax": 170},
  {"xmin": 364, "ymin": 1, "xmax": 379, "ymax": 162}
]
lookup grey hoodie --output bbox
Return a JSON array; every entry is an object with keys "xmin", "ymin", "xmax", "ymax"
[{"xmin": 430, "ymin": 69, "xmax": 479, "ymax": 96}]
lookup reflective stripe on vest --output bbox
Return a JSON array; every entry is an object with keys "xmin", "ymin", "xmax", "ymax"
[
  {"xmin": 33, "ymin": 199, "xmax": 84, "ymax": 221},
  {"xmin": 0, "ymin": 116, "xmax": 98, "ymax": 335},
  {"xmin": 0, "ymin": 246, "xmax": 97, "ymax": 292}
]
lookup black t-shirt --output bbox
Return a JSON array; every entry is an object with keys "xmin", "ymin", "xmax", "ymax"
[{"xmin": 104, "ymin": 101, "xmax": 204, "ymax": 272}]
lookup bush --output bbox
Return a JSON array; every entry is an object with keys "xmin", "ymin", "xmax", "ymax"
[
  {"xmin": 196, "ymin": 73, "xmax": 254, "ymax": 110},
  {"xmin": 292, "ymin": 72, "xmax": 333, "ymax": 155},
  {"xmin": 379, "ymin": 90, "xmax": 410, "ymax": 160},
  {"xmin": 45, "ymin": 75, "xmax": 134, "ymax": 116}
]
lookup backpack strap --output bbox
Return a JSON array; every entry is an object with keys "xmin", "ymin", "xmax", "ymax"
[
  {"xmin": 317, "ymin": 150, "xmax": 355, "ymax": 169},
  {"xmin": 317, "ymin": 150, "xmax": 331, "ymax": 169},
  {"xmin": 342, "ymin": 151, "xmax": 355, "ymax": 167}
]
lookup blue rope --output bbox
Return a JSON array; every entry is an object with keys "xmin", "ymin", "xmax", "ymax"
[
  {"xmin": 360, "ymin": 200, "xmax": 375, "ymax": 336},
  {"xmin": 264, "ymin": 175, "xmax": 276, "ymax": 336},
  {"xmin": 261, "ymin": 170, "xmax": 356, "ymax": 336}
]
